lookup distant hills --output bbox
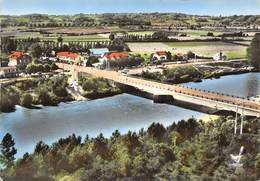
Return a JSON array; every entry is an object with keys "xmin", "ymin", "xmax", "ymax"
[{"xmin": 1, "ymin": 13, "xmax": 260, "ymax": 28}]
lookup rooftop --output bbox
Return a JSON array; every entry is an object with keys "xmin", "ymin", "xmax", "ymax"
[
  {"xmin": 9, "ymin": 51, "xmax": 26, "ymax": 59},
  {"xmin": 104, "ymin": 52, "xmax": 129, "ymax": 60},
  {"xmin": 155, "ymin": 51, "xmax": 168, "ymax": 56},
  {"xmin": 56, "ymin": 52, "xmax": 80, "ymax": 59}
]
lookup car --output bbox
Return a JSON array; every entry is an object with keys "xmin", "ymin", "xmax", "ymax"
[{"xmin": 120, "ymin": 68, "xmax": 129, "ymax": 75}]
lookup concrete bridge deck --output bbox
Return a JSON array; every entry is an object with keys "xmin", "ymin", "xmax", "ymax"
[{"xmin": 56, "ymin": 63, "xmax": 260, "ymax": 117}]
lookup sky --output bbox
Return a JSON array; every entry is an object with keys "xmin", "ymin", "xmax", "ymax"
[{"xmin": 1, "ymin": 0, "xmax": 260, "ymax": 16}]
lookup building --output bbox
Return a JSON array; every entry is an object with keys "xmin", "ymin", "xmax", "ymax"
[
  {"xmin": 0, "ymin": 66, "xmax": 19, "ymax": 78},
  {"xmin": 56, "ymin": 52, "xmax": 83, "ymax": 63},
  {"xmin": 8, "ymin": 51, "xmax": 32, "ymax": 67},
  {"xmin": 99, "ymin": 52, "xmax": 129, "ymax": 63},
  {"xmin": 213, "ymin": 52, "xmax": 227, "ymax": 61},
  {"xmin": 152, "ymin": 51, "xmax": 168, "ymax": 61},
  {"xmin": 89, "ymin": 48, "xmax": 109, "ymax": 57}
]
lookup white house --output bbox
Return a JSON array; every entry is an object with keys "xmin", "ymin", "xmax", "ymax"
[
  {"xmin": 213, "ymin": 52, "xmax": 227, "ymax": 61},
  {"xmin": 152, "ymin": 51, "xmax": 168, "ymax": 61}
]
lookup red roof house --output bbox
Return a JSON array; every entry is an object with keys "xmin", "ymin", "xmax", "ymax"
[
  {"xmin": 104, "ymin": 52, "xmax": 129, "ymax": 60},
  {"xmin": 152, "ymin": 51, "xmax": 169, "ymax": 61},
  {"xmin": 8, "ymin": 51, "xmax": 32, "ymax": 66},
  {"xmin": 56, "ymin": 52, "xmax": 83, "ymax": 63}
]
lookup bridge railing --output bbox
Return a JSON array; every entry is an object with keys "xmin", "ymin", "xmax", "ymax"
[{"xmin": 176, "ymin": 84, "xmax": 260, "ymax": 104}]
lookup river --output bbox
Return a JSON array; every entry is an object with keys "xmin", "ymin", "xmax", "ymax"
[
  {"xmin": 183, "ymin": 72, "xmax": 260, "ymax": 98},
  {"xmin": 0, "ymin": 72, "xmax": 259, "ymax": 158},
  {"xmin": 0, "ymin": 94, "xmax": 206, "ymax": 158}
]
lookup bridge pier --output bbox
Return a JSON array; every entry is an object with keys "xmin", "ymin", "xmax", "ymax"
[{"xmin": 153, "ymin": 95, "xmax": 175, "ymax": 104}]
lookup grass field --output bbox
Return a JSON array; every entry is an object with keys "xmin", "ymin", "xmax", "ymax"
[
  {"xmin": 128, "ymin": 41, "xmax": 248, "ymax": 59},
  {"xmin": 226, "ymin": 49, "xmax": 248, "ymax": 59}
]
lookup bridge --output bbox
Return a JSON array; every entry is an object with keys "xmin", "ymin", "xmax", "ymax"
[{"xmin": 56, "ymin": 63, "xmax": 260, "ymax": 117}]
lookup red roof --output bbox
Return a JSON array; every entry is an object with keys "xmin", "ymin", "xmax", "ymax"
[
  {"xmin": 56, "ymin": 52, "xmax": 79, "ymax": 59},
  {"xmin": 104, "ymin": 52, "xmax": 129, "ymax": 60},
  {"xmin": 155, "ymin": 51, "xmax": 168, "ymax": 56},
  {"xmin": 9, "ymin": 51, "xmax": 25, "ymax": 60}
]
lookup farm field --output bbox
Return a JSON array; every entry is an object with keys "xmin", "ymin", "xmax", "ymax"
[
  {"xmin": 165, "ymin": 41, "xmax": 247, "ymax": 57},
  {"xmin": 128, "ymin": 42, "xmax": 173, "ymax": 53},
  {"xmin": 128, "ymin": 41, "xmax": 248, "ymax": 59}
]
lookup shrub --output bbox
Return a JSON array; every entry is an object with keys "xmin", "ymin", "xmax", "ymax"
[{"xmin": 20, "ymin": 93, "xmax": 33, "ymax": 107}]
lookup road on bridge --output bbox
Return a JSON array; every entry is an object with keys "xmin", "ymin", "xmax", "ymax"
[{"xmin": 56, "ymin": 63, "xmax": 260, "ymax": 117}]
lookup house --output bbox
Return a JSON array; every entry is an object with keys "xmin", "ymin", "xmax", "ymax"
[
  {"xmin": 213, "ymin": 52, "xmax": 227, "ymax": 61},
  {"xmin": 0, "ymin": 66, "xmax": 19, "ymax": 78},
  {"xmin": 152, "ymin": 51, "xmax": 169, "ymax": 61},
  {"xmin": 89, "ymin": 48, "xmax": 109, "ymax": 57},
  {"xmin": 56, "ymin": 52, "xmax": 83, "ymax": 63},
  {"xmin": 8, "ymin": 51, "xmax": 32, "ymax": 67},
  {"xmin": 99, "ymin": 52, "xmax": 129, "ymax": 63}
]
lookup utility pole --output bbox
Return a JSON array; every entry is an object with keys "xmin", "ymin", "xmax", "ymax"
[
  {"xmin": 240, "ymin": 105, "xmax": 244, "ymax": 135},
  {"xmin": 234, "ymin": 105, "xmax": 238, "ymax": 135},
  {"xmin": 106, "ymin": 61, "xmax": 110, "ymax": 71}
]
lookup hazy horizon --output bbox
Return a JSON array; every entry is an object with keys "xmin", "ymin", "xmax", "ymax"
[{"xmin": 1, "ymin": 0, "xmax": 260, "ymax": 16}]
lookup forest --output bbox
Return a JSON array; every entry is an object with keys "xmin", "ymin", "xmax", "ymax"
[{"xmin": 1, "ymin": 116, "xmax": 260, "ymax": 181}]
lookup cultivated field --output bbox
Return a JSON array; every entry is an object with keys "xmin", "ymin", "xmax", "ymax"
[
  {"xmin": 128, "ymin": 41, "xmax": 248, "ymax": 59},
  {"xmin": 128, "ymin": 42, "xmax": 173, "ymax": 53}
]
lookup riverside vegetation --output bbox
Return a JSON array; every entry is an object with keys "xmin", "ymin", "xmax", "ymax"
[
  {"xmin": 140, "ymin": 66, "xmax": 205, "ymax": 84},
  {"xmin": 0, "ymin": 117, "xmax": 259, "ymax": 181}
]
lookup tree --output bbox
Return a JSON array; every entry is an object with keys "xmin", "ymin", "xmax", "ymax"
[
  {"xmin": 1, "ymin": 37, "xmax": 17, "ymax": 53},
  {"xmin": 248, "ymin": 33, "xmax": 260, "ymax": 70},
  {"xmin": 93, "ymin": 133, "xmax": 109, "ymax": 159},
  {"xmin": 124, "ymin": 131, "xmax": 140, "ymax": 153},
  {"xmin": 152, "ymin": 31, "xmax": 169, "ymax": 40},
  {"xmin": 38, "ymin": 89, "xmax": 54, "ymax": 106},
  {"xmin": 57, "ymin": 36, "xmax": 63, "ymax": 47},
  {"xmin": 0, "ymin": 133, "xmax": 17, "ymax": 168},
  {"xmin": 109, "ymin": 33, "xmax": 115, "ymax": 41},
  {"xmin": 34, "ymin": 141, "xmax": 49, "ymax": 155},
  {"xmin": 30, "ymin": 43, "xmax": 43, "ymax": 58},
  {"xmin": 147, "ymin": 123, "xmax": 166, "ymax": 141}
]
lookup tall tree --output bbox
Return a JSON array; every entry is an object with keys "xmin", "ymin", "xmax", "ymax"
[
  {"xmin": 0, "ymin": 133, "xmax": 17, "ymax": 168},
  {"xmin": 248, "ymin": 33, "xmax": 260, "ymax": 70},
  {"xmin": 57, "ymin": 36, "xmax": 63, "ymax": 47},
  {"xmin": 29, "ymin": 43, "xmax": 43, "ymax": 58}
]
